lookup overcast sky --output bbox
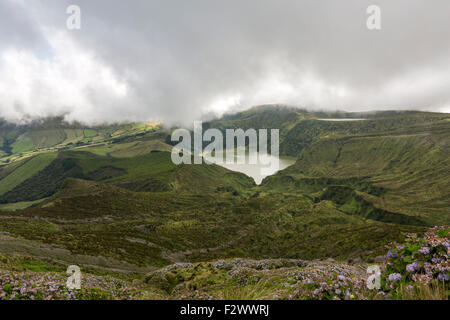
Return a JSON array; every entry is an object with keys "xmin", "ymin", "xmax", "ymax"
[{"xmin": 0, "ymin": 0, "xmax": 449, "ymax": 125}]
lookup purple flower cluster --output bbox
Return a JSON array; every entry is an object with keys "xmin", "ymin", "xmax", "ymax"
[
  {"xmin": 0, "ymin": 271, "xmax": 138, "ymax": 300},
  {"xmin": 406, "ymin": 262, "xmax": 419, "ymax": 273},
  {"xmin": 292, "ymin": 263, "xmax": 367, "ymax": 300},
  {"xmin": 387, "ymin": 250, "xmax": 398, "ymax": 258},
  {"xmin": 419, "ymin": 247, "xmax": 430, "ymax": 255},
  {"xmin": 387, "ymin": 273, "xmax": 401, "ymax": 282},
  {"xmin": 383, "ymin": 226, "xmax": 449, "ymax": 293},
  {"xmin": 437, "ymin": 273, "xmax": 449, "ymax": 282}
]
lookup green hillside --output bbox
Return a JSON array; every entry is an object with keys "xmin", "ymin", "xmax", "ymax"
[
  {"xmin": 0, "ymin": 106, "xmax": 448, "ymax": 300},
  {"xmin": 0, "ymin": 149, "xmax": 254, "ymax": 203},
  {"xmin": 263, "ymin": 122, "xmax": 450, "ymax": 225},
  {"xmin": 0, "ymin": 153, "xmax": 57, "ymax": 195},
  {"xmin": 0, "ymin": 117, "xmax": 162, "ymax": 164}
]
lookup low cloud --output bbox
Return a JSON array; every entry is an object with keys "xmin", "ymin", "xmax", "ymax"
[{"xmin": 0, "ymin": 0, "xmax": 449, "ymax": 126}]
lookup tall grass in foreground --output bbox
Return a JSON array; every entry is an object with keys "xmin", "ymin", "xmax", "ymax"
[
  {"xmin": 397, "ymin": 281, "xmax": 448, "ymax": 300},
  {"xmin": 219, "ymin": 280, "xmax": 273, "ymax": 300}
]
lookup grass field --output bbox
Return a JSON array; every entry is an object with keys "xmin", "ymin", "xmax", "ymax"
[
  {"xmin": 81, "ymin": 139, "xmax": 172, "ymax": 158},
  {"xmin": 0, "ymin": 153, "xmax": 57, "ymax": 195},
  {"xmin": 0, "ymin": 198, "xmax": 49, "ymax": 211},
  {"xmin": 11, "ymin": 135, "xmax": 34, "ymax": 153}
]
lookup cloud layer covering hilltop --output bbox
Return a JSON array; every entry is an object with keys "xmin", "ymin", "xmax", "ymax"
[{"xmin": 0, "ymin": 0, "xmax": 449, "ymax": 125}]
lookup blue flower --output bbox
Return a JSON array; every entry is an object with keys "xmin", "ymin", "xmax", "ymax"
[
  {"xmin": 387, "ymin": 250, "xmax": 398, "ymax": 258},
  {"xmin": 406, "ymin": 263, "xmax": 416, "ymax": 273},
  {"xmin": 432, "ymin": 257, "xmax": 442, "ymax": 264},
  {"xmin": 437, "ymin": 273, "xmax": 449, "ymax": 282},
  {"xmin": 388, "ymin": 273, "xmax": 401, "ymax": 282}
]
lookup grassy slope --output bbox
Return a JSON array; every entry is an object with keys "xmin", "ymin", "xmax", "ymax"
[
  {"xmin": 264, "ymin": 123, "xmax": 450, "ymax": 225},
  {"xmin": 11, "ymin": 134, "xmax": 34, "ymax": 153},
  {"xmin": 0, "ymin": 149, "xmax": 255, "ymax": 203},
  {"xmin": 0, "ymin": 177, "xmax": 424, "ymax": 270},
  {"xmin": 81, "ymin": 139, "xmax": 172, "ymax": 158},
  {"xmin": 0, "ymin": 117, "xmax": 162, "ymax": 164},
  {"xmin": 0, "ymin": 153, "xmax": 57, "ymax": 195},
  {"xmin": 0, "ymin": 108, "xmax": 447, "ymax": 294},
  {"xmin": 0, "ymin": 198, "xmax": 49, "ymax": 211},
  {"xmin": 279, "ymin": 113, "xmax": 448, "ymax": 157}
]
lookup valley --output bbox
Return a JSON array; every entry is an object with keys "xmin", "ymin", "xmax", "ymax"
[{"xmin": 0, "ymin": 106, "xmax": 448, "ymax": 300}]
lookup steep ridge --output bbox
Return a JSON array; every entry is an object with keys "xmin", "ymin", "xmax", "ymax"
[{"xmin": 263, "ymin": 121, "xmax": 450, "ymax": 225}]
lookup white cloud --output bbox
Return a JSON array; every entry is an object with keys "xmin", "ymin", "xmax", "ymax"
[
  {"xmin": 0, "ymin": 29, "xmax": 130, "ymax": 124},
  {"xmin": 0, "ymin": 0, "xmax": 449, "ymax": 126}
]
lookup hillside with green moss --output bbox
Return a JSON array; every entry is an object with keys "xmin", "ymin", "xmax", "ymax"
[
  {"xmin": 0, "ymin": 117, "xmax": 161, "ymax": 165},
  {"xmin": 0, "ymin": 106, "xmax": 448, "ymax": 300}
]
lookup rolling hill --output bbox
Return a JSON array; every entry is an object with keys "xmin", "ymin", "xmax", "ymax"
[{"xmin": 0, "ymin": 106, "xmax": 448, "ymax": 300}]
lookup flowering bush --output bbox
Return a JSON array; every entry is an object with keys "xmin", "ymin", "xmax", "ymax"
[
  {"xmin": 292, "ymin": 264, "xmax": 367, "ymax": 300},
  {"xmin": 0, "ymin": 271, "xmax": 138, "ymax": 300},
  {"xmin": 382, "ymin": 226, "xmax": 449, "ymax": 296},
  {"xmin": 1, "ymin": 226, "xmax": 448, "ymax": 300}
]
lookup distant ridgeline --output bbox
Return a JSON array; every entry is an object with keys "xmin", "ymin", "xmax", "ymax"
[
  {"xmin": 1, "ymin": 108, "xmax": 447, "ymax": 161},
  {"xmin": 0, "ymin": 116, "xmax": 161, "ymax": 163}
]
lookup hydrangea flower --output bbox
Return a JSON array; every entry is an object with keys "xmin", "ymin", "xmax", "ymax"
[
  {"xmin": 387, "ymin": 250, "xmax": 398, "ymax": 258},
  {"xmin": 419, "ymin": 247, "xmax": 430, "ymax": 255},
  {"xmin": 387, "ymin": 273, "xmax": 401, "ymax": 282},
  {"xmin": 431, "ymin": 257, "xmax": 442, "ymax": 264},
  {"xmin": 406, "ymin": 262, "xmax": 418, "ymax": 273},
  {"xmin": 437, "ymin": 273, "xmax": 449, "ymax": 282}
]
